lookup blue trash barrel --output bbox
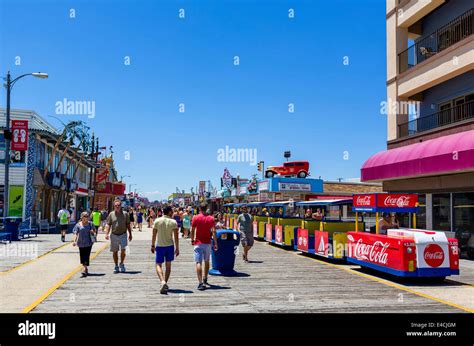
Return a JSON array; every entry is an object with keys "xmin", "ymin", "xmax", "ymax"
[
  {"xmin": 209, "ymin": 229, "xmax": 240, "ymax": 276},
  {"xmin": 5, "ymin": 217, "xmax": 22, "ymax": 241}
]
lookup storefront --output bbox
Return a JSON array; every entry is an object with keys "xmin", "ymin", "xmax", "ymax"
[
  {"xmin": 74, "ymin": 183, "xmax": 89, "ymax": 221},
  {"xmin": 361, "ymin": 130, "xmax": 474, "ymax": 254}
]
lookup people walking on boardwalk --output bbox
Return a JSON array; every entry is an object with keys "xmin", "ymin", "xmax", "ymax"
[
  {"xmin": 105, "ymin": 199, "xmax": 133, "ymax": 273},
  {"xmin": 137, "ymin": 209, "xmax": 144, "ymax": 231},
  {"xmin": 129, "ymin": 207, "xmax": 135, "ymax": 229},
  {"xmin": 173, "ymin": 208, "xmax": 183, "ymax": 237},
  {"xmin": 100, "ymin": 209, "xmax": 108, "ymax": 232},
  {"xmin": 182, "ymin": 207, "xmax": 192, "ymax": 238},
  {"xmin": 151, "ymin": 206, "xmax": 179, "ymax": 294},
  {"xmin": 57, "ymin": 205, "xmax": 70, "ymax": 242},
  {"xmin": 191, "ymin": 206, "xmax": 218, "ymax": 290},
  {"xmin": 214, "ymin": 213, "xmax": 224, "ymax": 230},
  {"xmin": 72, "ymin": 212, "xmax": 97, "ymax": 277},
  {"xmin": 91, "ymin": 208, "xmax": 101, "ymax": 239},
  {"xmin": 237, "ymin": 206, "xmax": 254, "ymax": 262},
  {"xmin": 147, "ymin": 208, "xmax": 155, "ymax": 228}
]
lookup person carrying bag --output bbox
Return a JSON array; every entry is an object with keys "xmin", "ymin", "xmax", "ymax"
[{"xmin": 73, "ymin": 212, "xmax": 97, "ymax": 277}]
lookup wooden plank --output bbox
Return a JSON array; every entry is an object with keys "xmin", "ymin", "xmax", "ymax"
[{"xmin": 33, "ymin": 229, "xmax": 463, "ymax": 313}]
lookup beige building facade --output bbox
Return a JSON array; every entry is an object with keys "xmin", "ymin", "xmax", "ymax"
[{"xmin": 362, "ymin": 1, "xmax": 473, "ymax": 248}]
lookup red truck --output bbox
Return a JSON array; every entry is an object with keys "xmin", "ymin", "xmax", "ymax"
[{"xmin": 265, "ymin": 161, "xmax": 310, "ymax": 178}]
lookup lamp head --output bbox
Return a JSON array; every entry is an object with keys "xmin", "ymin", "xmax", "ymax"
[{"xmin": 32, "ymin": 72, "xmax": 48, "ymax": 79}]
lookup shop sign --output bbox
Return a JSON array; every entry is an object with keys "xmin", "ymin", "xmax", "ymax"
[
  {"xmin": 247, "ymin": 194, "xmax": 259, "ymax": 202},
  {"xmin": 259, "ymin": 192, "xmax": 273, "ymax": 202},
  {"xmin": 238, "ymin": 184, "xmax": 248, "ymax": 196},
  {"xmin": 377, "ymin": 194, "xmax": 418, "ymax": 208},
  {"xmin": 258, "ymin": 180, "xmax": 269, "ymax": 191},
  {"xmin": 278, "ymin": 182, "xmax": 311, "ymax": 192},
  {"xmin": 281, "ymin": 192, "xmax": 300, "ymax": 200}
]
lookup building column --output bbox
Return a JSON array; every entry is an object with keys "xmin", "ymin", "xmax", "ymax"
[
  {"xmin": 426, "ymin": 193, "xmax": 433, "ymax": 229},
  {"xmin": 450, "ymin": 193, "xmax": 454, "ymax": 232}
]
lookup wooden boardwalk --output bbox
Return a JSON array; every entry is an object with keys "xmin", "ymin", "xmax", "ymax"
[{"xmin": 31, "ymin": 227, "xmax": 464, "ymax": 313}]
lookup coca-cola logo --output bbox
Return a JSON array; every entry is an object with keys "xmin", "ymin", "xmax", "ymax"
[
  {"xmin": 423, "ymin": 244, "xmax": 444, "ymax": 268},
  {"xmin": 353, "ymin": 239, "xmax": 390, "ymax": 265},
  {"xmin": 356, "ymin": 196, "xmax": 373, "ymax": 206},
  {"xmin": 383, "ymin": 196, "xmax": 411, "ymax": 208}
]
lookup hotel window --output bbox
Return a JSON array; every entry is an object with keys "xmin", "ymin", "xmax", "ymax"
[
  {"xmin": 433, "ymin": 193, "xmax": 451, "ymax": 231},
  {"xmin": 453, "ymin": 193, "xmax": 474, "ymax": 234},
  {"xmin": 53, "ymin": 152, "xmax": 59, "ymax": 171},
  {"xmin": 47, "ymin": 147, "xmax": 53, "ymax": 171}
]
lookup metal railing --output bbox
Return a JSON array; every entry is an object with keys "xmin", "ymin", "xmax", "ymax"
[
  {"xmin": 399, "ymin": 8, "xmax": 473, "ymax": 73},
  {"xmin": 398, "ymin": 100, "xmax": 474, "ymax": 138}
]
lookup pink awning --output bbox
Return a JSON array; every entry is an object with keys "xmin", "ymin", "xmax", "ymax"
[{"xmin": 361, "ymin": 130, "xmax": 474, "ymax": 182}]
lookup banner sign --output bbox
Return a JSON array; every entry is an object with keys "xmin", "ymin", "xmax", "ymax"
[
  {"xmin": 199, "ymin": 181, "xmax": 206, "ymax": 196},
  {"xmin": 95, "ymin": 167, "xmax": 109, "ymax": 190},
  {"xmin": 0, "ymin": 134, "xmax": 5, "ymax": 164},
  {"xmin": 222, "ymin": 168, "xmax": 232, "ymax": 189},
  {"xmin": 275, "ymin": 225, "xmax": 283, "ymax": 244},
  {"xmin": 265, "ymin": 223, "xmax": 273, "ymax": 241},
  {"xmin": 376, "ymin": 193, "xmax": 418, "ymax": 208},
  {"xmin": 9, "ymin": 185, "xmax": 24, "ymax": 217},
  {"xmin": 253, "ymin": 221, "xmax": 258, "ymax": 238},
  {"xmin": 11, "ymin": 120, "xmax": 28, "ymax": 151},
  {"xmin": 278, "ymin": 182, "xmax": 311, "ymax": 192},
  {"xmin": 352, "ymin": 193, "xmax": 418, "ymax": 212},
  {"xmin": 315, "ymin": 231, "xmax": 329, "ymax": 256}
]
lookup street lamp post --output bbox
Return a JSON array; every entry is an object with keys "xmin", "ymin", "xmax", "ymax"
[
  {"xmin": 120, "ymin": 174, "xmax": 130, "ymax": 181},
  {"xmin": 128, "ymin": 183, "xmax": 137, "ymax": 193},
  {"xmin": 3, "ymin": 71, "xmax": 48, "ymax": 219}
]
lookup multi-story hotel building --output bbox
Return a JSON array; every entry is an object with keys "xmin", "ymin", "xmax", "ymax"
[{"xmin": 361, "ymin": 1, "xmax": 473, "ymax": 248}]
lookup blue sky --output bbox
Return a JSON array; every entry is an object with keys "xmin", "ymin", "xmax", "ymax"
[{"xmin": 0, "ymin": 0, "xmax": 387, "ymax": 201}]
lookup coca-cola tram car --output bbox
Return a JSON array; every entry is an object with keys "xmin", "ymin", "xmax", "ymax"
[
  {"xmin": 346, "ymin": 193, "xmax": 459, "ymax": 280},
  {"xmin": 295, "ymin": 199, "xmax": 362, "ymax": 260}
]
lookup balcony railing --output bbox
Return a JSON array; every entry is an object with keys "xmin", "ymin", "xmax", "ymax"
[
  {"xmin": 398, "ymin": 100, "xmax": 474, "ymax": 138},
  {"xmin": 398, "ymin": 8, "xmax": 473, "ymax": 73}
]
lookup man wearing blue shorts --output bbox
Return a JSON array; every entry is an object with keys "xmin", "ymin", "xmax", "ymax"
[{"xmin": 151, "ymin": 206, "xmax": 179, "ymax": 294}]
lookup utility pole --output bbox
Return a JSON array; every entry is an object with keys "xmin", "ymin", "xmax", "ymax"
[
  {"xmin": 3, "ymin": 72, "xmax": 11, "ymax": 219},
  {"xmin": 2, "ymin": 71, "xmax": 48, "ymax": 219}
]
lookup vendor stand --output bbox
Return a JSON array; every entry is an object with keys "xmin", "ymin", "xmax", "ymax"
[{"xmin": 347, "ymin": 193, "xmax": 459, "ymax": 279}]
